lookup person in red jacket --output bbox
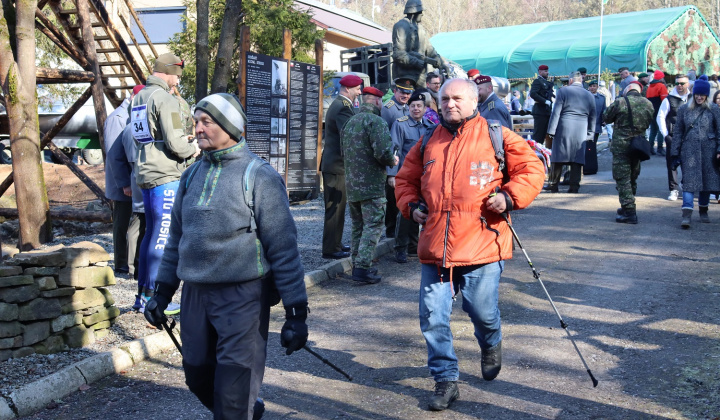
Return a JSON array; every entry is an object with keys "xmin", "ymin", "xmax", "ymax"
[
  {"xmin": 646, "ymin": 70, "xmax": 669, "ymax": 155},
  {"xmin": 395, "ymin": 78, "xmax": 545, "ymax": 411}
]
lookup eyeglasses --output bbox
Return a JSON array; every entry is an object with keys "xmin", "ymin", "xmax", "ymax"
[
  {"xmin": 676, "ymin": 82, "xmax": 687, "ymax": 86},
  {"xmin": 428, "ymin": 82, "xmax": 441, "ymax": 86},
  {"xmin": 169, "ymin": 60, "xmax": 185, "ymax": 70}
]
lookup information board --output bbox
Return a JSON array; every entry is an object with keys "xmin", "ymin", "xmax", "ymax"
[{"xmin": 245, "ymin": 52, "xmax": 320, "ymax": 194}]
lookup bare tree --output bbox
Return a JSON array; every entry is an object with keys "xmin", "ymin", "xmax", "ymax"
[
  {"xmin": 210, "ymin": 0, "xmax": 243, "ymax": 93},
  {"xmin": 195, "ymin": 0, "xmax": 210, "ymax": 101},
  {"xmin": 0, "ymin": 0, "xmax": 52, "ymax": 249}
]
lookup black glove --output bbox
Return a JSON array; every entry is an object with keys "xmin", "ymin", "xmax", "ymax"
[
  {"xmin": 281, "ymin": 304, "xmax": 308, "ymax": 355},
  {"xmin": 664, "ymin": 135, "xmax": 672, "ymax": 146},
  {"xmin": 671, "ymin": 156, "xmax": 681, "ymax": 171},
  {"xmin": 425, "ymin": 57, "xmax": 440, "ymax": 67},
  {"xmin": 144, "ymin": 293, "xmax": 170, "ymax": 328}
]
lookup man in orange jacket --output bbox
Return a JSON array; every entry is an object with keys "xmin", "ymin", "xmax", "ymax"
[{"xmin": 395, "ymin": 78, "xmax": 545, "ymax": 411}]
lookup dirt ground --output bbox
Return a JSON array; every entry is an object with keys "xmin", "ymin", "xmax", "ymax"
[
  {"xmin": 0, "ymin": 162, "xmax": 106, "ymax": 209},
  {"xmin": 18, "ymin": 152, "xmax": 720, "ymax": 419}
]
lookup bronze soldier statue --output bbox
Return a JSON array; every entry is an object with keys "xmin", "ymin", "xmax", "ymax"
[{"xmin": 392, "ymin": 0, "xmax": 444, "ymax": 88}]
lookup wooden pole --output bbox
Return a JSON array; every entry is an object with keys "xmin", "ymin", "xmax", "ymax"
[
  {"xmin": 122, "ymin": 0, "xmax": 158, "ymax": 58},
  {"xmin": 282, "ymin": 29, "xmax": 292, "ymax": 187},
  {"xmin": 0, "ymin": 87, "xmax": 93, "ymax": 197},
  {"xmin": 34, "ymin": 12, "xmax": 90, "ymax": 69},
  {"xmin": 118, "ymin": 13, "xmax": 152, "ymax": 74},
  {"xmin": 76, "ymin": 0, "xmax": 108, "ymax": 162},
  {"xmin": 0, "ymin": 0, "xmax": 53, "ymax": 249},
  {"xmin": 36, "ymin": 68, "xmax": 95, "ymax": 84},
  {"xmin": 237, "ymin": 25, "xmax": 250, "ymax": 108},
  {"xmin": 46, "ymin": 141, "xmax": 111, "ymax": 209},
  {"xmin": 0, "ymin": 208, "xmax": 112, "ymax": 223}
]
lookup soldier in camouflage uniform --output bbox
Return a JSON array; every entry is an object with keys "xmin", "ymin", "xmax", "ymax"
[
  {"xmin": 342, "ymin": 87, "xmax": 399, "ymax": 283},
  {"xmin": 603, "ymin": 81, "xmax": 654, "ymax": 224}
]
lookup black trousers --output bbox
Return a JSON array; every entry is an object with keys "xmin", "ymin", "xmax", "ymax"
[
  {"xmin": 112, "ymin": 200, "xmax": 133, "ymax": 271},
  {"xmin": 322, "ymin": 172, "xmax": 346, "ymax": 254},
  {"xmin": 394, "ymin": 211, "xmax": 419, "ymax": 254},
  {"xmin": 664, "ymin": 136, "xmax": 679, "ymax": 191},
  {"xmin": 532, "ymin": 114, "xmax": 550, "ymax": 144},
  {"xmin": 385, "ymin": 181, "xmax": 398, "ymax": 237},
  {"xmin": 181, "ymin": 280, "xmax": 271, "ymax": 420},
  {"xmin": 549, "ymin": 162, "xmax": 582, "ymax": 188}
]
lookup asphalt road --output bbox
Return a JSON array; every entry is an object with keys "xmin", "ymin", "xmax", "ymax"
[{"xmin": 22, "ymin": 152, "xmax": 720, "ymax": 419}]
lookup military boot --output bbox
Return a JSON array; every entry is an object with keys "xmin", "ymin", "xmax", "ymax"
[
  {"xmin": 699, "ymin": 206, "xmax": 710, "ymax": 223},
  {"xmin": 681, "ymin": 209, "xmax": 693, "ymax": 229},
  {"xmin": 351, "ymin": 267, "xmax": 381, "ymax": 284},
  {"xmin": 481, "ymin": 342, "xmax": 502, "ymax": 381},
  {"xmin": 615, "ymin": 208, "xmax": 638, "ymax": 224}
]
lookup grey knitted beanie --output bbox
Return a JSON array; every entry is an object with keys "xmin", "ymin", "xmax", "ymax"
[{"xmin": 195, "ymin": 93, "xmax": 247, "ymax": 142}]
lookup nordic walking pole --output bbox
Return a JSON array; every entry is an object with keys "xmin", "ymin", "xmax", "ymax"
[
  {"xmin": 499, "ymin": 211, "xmax": 599, "ymax": 387},
  {"xmin": 161, "ymin": 318, "xmax": 182, "ymax": 355},
  {"xmin": 303, "ymin": 345, "xmax": 353, "ymax": 381}
]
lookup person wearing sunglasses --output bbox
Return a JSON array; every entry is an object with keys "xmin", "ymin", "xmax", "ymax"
[
  {"xmin": 131, "ymin": 52, "xmax": 200, "ymax": 315},
  {"xmin": 657, "ymin": 74, "xmax": 691, "ymax": 201}
]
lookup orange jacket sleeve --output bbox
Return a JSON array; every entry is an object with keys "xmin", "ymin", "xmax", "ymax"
[
  {"xmin": 499, "ymin": 128, "xmax": 545, "ymax": 210},
  {"xmin": 395, "ymin": 138, "xmax": 424, "ymax": 220}
]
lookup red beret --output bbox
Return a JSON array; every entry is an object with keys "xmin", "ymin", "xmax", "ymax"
[
  {"xmin": 339, "ymin": 74, "xmax": 363, "ymax": 87},
  {"xmin": 538, "ymin": 65, "xmax": 549, "ymax": 71},
  {"xmin": 362, "ymin": 86, "xmax": 384, "ymax": 98},
  {"xmin": 475, "ymin": 75, "xmax": 492, "ymax": 85},
  {"xmin": 132, "ymin": 85, "xmax": 145, "ymax": 95},
  {"xmin": 467, "ymin": 69, "xmax": 480, "ymax": 78}
]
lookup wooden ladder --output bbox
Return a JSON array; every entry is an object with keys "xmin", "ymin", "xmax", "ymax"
[{"xmin": 44, "ymin": 0, "xmax": 158, "ymax": 105}]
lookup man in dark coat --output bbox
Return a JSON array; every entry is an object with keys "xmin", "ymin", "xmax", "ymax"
[
  {"xmin": 530, "ymin": 64, "xmax": 554, "ymax": 144},
  {"xmin": 545, "ymin": 71, "xmax": 596, "ymax": 193},
  {"xmin": 476, "ymin": 75, "xmax": 513, "ymax": 129},
  {"xmin": 320, "ymin": 74, "xmax": 362, "ymax": 259},
  {"xmin": 588, "ymin": 80, "xmax": 607, "ymax": 141}
]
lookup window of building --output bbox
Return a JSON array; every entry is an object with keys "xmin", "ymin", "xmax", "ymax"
[{"xmin": 131, "ymin": 7, "xmax": 186, "ymax": 44}]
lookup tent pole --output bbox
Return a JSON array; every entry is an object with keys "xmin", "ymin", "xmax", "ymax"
[{"xmin": 599, "ymin": 0, "xmax": 605, "ymax": 77}]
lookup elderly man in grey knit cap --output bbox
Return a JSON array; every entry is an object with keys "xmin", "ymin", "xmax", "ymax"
[{"xmin": 144, "ymin": 93, "xmax": 309, "ymax": 420}]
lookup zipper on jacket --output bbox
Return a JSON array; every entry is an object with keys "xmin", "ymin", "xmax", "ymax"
[{"xmin": 441, "ymin": 131, "xmax": 458, "ymax": 268}]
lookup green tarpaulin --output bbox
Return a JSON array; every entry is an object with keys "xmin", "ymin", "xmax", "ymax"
[{"xmin": 431, "ymin": 6, "xmax": 720, "ymax": 79}]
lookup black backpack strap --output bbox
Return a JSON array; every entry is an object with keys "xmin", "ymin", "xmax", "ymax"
[
  {"xmin": 244, "ymin": 157, "xmax": 270, "ymax": 231},
  {"xmin": 486, "ymin": 119, "xmax": 506, "ymax": 176}
]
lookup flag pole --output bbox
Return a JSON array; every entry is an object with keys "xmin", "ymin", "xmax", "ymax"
[{"xmin": 599, "ymin": 0, "xmax": 605, "ymax": 78}]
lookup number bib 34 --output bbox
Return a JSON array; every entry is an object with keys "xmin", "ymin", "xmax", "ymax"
[{"xmin": 131, "ymin": 104, "xmax": 154, "ymax": 143}]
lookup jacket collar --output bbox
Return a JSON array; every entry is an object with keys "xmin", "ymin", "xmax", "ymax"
[
  {"xmin": 203, "ymin": 138, "xmax": 247, "ymax": 163},
  {"xmin": 360, "ymin": 103, "xmax": 381, "ymax": 115},
  {"xmin": 146, "ymin": 75, "xmax": 170, "ymax": 91},
  {"xmin": 441, "ymin": 110, "xmax": 479, "ymax": 134}
]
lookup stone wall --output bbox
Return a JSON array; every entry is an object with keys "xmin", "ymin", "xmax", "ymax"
[{"xmin": 0, "ymin": 242, "xmax": 117, "ymax": 362}]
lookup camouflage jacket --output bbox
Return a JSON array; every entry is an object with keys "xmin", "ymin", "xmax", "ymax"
[
  {"xmin": 341, "ymin": 103, "xmax": 396, "ymax": 202},
  {"xmin": 603, "ymin": 91, "xmax": 654, "ymax": 153}
]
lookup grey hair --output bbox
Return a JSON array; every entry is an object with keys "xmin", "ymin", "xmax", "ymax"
[
  {"xmin": 569, "ymin": 71, "xmax": 583, "ymax": 83},
  {"xmin": 439, "ymin": 78, "xmax": 478, "ymax": 102}
]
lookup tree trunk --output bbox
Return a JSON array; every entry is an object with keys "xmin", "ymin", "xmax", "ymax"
[
  {"xmin": 0, "ymin": 0, "xmax": 52, "ymax": 250},
  {"xmin": 210, "ymin": 0, "xmax": 242, "ymax": 93},
  {"xmin": 195, "ymin": 0, "xmax": 209, "ymax": 101}
]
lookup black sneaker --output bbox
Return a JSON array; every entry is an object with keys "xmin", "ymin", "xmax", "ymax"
[
  {"xmin": 428, "ymin": 381, "xmax": 459, "ymax": 411},
  {"xmin": 481, "ymin": 342, "xmax": 502, "ymax": 381},
  {"xmin": 394, "ymin": 250, "xmax": 408, "ymax": 263}
]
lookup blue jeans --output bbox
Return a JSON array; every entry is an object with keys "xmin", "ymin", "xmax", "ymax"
[
  {"xmin": 138, "ymin": 181, "xmax": 179, "ymax": 294},
  {"xmin": 682, "ymin": 191, "xmax": 710, "ymax": 209},
  {"xmin": 647, "ymin": 120, "xmax": 664, "ymax": 150},
  {"xmin": 419, "ymin": 261, "xmax": 504, "ymax": 382}
]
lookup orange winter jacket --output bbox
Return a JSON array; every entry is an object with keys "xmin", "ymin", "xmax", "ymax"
[{"xmin": 395, "ymin": 114, "xmax": 544, "ymax": 268}]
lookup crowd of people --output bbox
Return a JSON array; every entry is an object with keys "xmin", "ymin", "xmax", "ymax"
[{"xmin": 99, "ymin": 49, "xmax": 719, "ymax": 418}]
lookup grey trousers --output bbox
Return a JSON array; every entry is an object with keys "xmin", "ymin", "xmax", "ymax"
[
  {"xmin": 181, "ymin": 279, "xmax": 271, "ymax": 420},
  {"xmin": 112, "ymin": 200, "xmax": 132, "ymax": 271},
  {"xmin": 126, "ymin": 213, "xmax": 145, "ymax": 280}
]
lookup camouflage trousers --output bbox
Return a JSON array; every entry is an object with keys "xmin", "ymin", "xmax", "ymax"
[
  {"xmin": 348, "ymin": 197, "xmax": 387, "ymax": 269},
  {"xmin": 612, "ymin": 151, "xmax": 641, "ymax": 210}
]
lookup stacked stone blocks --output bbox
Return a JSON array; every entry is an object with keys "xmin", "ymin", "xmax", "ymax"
[{"xmin": 0, "ymin": 242, "xmax": 118, "ymax": 362}]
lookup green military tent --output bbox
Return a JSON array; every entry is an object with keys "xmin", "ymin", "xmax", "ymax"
[{"xmin": 431, "ymin": 6, "xmax": 720, "ymax": 79}]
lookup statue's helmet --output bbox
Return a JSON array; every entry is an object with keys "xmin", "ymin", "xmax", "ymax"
[{"xmin": 404, "ymin": 0, "xmax": 423, "ymax": 14}]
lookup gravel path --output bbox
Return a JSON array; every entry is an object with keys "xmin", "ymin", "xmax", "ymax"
[{"xmin": 0, "ymin": 196, "xmax": 353, "ymax": 397}]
